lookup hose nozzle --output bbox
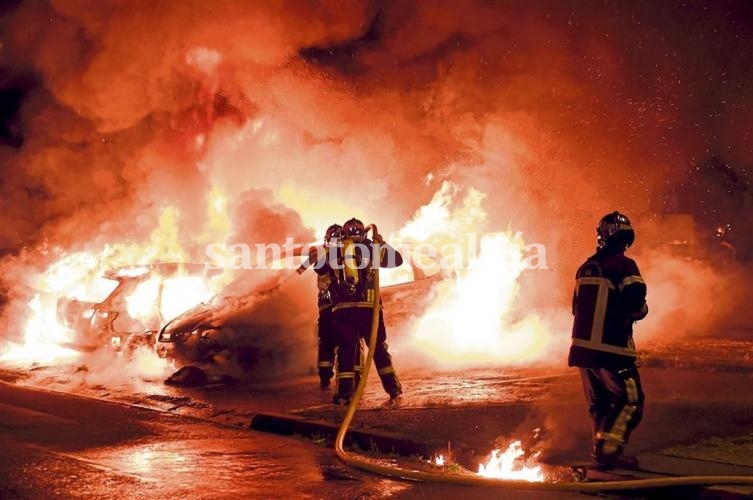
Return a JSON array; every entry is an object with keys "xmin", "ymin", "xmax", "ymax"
[{"xmin": 365, "ymin": 223, "xmax": 380, "ymax": 242}]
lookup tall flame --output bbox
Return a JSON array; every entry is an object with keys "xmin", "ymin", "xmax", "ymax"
[{"xmin": 395, "ymin": 181, "xmax": 551, "ymax": 366}]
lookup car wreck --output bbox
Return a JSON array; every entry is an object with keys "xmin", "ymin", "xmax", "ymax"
[
  {"xmin": 156, "ymin": 248, "xmax": 446, "ymax": 383},
  {"xmin": 56, "ymin": 263, "xmax": 221, "ymax": 354}
]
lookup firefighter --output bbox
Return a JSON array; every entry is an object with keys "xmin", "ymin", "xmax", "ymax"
[
  {"xmin": 569, "ymin": 211, "xmax": 648, "ymax": 470},
  {"xmin": 304, "ymin": 224, "xmax": 364, "ymax": 390},
  {"xmin": 330, "ymin": 217, "xmax": 404, "ymax": 405}
]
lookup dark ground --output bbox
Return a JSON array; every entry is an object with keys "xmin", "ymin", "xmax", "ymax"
[{"xmin": 2, "ymin": 338, "xmax": 753, "ymax": 498}]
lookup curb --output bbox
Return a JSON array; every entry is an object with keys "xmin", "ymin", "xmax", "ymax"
[
  {"xmin": 250, "ymin": 412, "xmax": 753, "ymax": 498},
  {"xmin": 250, "ymin": 412, "xmax": 445, "ymax": 458}
]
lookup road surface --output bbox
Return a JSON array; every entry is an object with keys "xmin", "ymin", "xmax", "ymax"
[{"xmin": 0, "ymin": 380, "xmax": 584, "ymax": 499}]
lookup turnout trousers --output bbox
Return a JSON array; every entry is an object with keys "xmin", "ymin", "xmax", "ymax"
[{"xmin": 579, "ymin": 366, "xmax": 645, "ymax": 458}]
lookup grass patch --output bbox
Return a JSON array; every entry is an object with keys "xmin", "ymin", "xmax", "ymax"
[{"xmin": 664, "ymin": 433, "xmax": 753, "ymax": 467}]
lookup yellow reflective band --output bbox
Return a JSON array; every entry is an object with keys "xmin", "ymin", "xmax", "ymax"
[
  {"xmin": 595, "ymin": 431, "xmax": 624, "ymax": 444},
  {"xmin": 337, "ymin": 372, "xmax": 355, "ymax": 379},
  {"xmin": 576, "ymin": 277, "xmax": 611, "ymax": 343},
  {"xmin": 625, "ymin": 377, "xmax": 639, "ymax": 403},
  {"xmin": 354, "ymin": 365, "xmax": 362, "ymax": 371},
  {"xmin": 601, "ymin": 442, "xmax": 620, "ymax": 455},
  {"xmin": 571, "ymin": 338, "xmax": 637, "ymax": 357},
  {"xmin": 332, "ymin": 301, "xmax": 376, "ymax": 312},
  {"xmin": 600, "ymin": 377, "xmax": 640, "ymax": 447},
  {"xmin": 606, "ymin": 404, "xmax": 636, "ymax": 445},
  {"xmin": 601, "ymin": 373, "xmax": 638, "ymax": 449},
  {"xmin": 593, "ymin": 280, "xmax": 609, "ymax": 344},
  {"xmin": 577, "ymin": 276, "xmax": 616, "ymax": 290},
  {"xmin": 317, "ymin": 362, "xmax": 332, "ymax": 368},
  {"xmin": 377, "ymin": 366, "xmax": 395, "ymax": 376},
  {"xmin": 619, "ymin": 275, "xmax": 645, "ymax": 291}
]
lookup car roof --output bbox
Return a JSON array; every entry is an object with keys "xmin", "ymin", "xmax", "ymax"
[{"xmin": 104, "ymin": 262, "xmax": 220, "ymax": 280}]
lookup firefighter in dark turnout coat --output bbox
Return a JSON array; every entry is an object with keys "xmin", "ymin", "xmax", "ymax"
[
  {"xmin": 569, "ymin": 211, "xmax": 648, "ymax": 470},
  {"xmin": 330, "ymin": 218, "xmax": 403, "ymax": 405},
  {"xmin": 302, "ymin": 224, "xmax": 363, "ymax": 389}
]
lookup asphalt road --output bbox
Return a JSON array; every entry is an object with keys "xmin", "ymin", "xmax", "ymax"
[
  {"xmin": 3, "ymin": 338, "xmax": 753, "ymax": 499},
  {"xmin": 0, "ymin": 381, "xmax": 585, "ymax": 499}
]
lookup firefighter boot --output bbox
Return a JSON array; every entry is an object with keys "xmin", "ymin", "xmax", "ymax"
[
  {"xmin": 333, "ymin": 376, "xmax": 354, "ymax": 406},
  {"xmin": 592, "ymin": 442, "xmax": 639, "ymax": 471},
  {"xmin": 379, "ymin": 368, "xmax": 402, "ymax": 400},
  {"xmin": 318, "ymin": 362, "xmax": 334, "ymax": 390}
]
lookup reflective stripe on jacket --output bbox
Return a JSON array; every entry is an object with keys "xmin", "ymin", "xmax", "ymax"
[{"xmin": 569, "ymin": 248, "xmax": 648, "ymax": 369}]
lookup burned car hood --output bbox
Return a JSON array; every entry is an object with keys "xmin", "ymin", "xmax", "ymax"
[
  {"xmin": 160, "ymin": 302, "xmax": 216, "ymax": 336},
  {"xmin": 160, "ymin": 270, "xmax": 304, "ymax": 336}
]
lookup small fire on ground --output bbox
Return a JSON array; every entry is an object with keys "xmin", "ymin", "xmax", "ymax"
[{"xmin": 477, "ymin": 440, "xmax": 544, "ymax": 482}]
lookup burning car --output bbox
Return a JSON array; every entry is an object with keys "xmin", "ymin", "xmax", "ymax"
[
  {"xmin": 155, "ymin": 249, "xmax": 445, "ymax": 371},
  {"xmin": 56, "ymin": 263, "xmax": 222, "ymax": 353}
]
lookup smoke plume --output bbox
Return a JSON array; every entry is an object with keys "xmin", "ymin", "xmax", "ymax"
[{"xmin": 1, "ymin": 0, "xmax": 752, "ymax": 363}]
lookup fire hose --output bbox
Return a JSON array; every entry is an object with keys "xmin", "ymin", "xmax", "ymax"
[{"xmin": 332, "ymin": 226, "xmax": 753, "ymax": 491}]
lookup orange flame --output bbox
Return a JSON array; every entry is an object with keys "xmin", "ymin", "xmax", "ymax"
[
  {"xmin": 395, "ymin": 181, "xmax": 552, "ymax": 366},
  {"xmin": 477, "ymin": 441, "xmax": 544, "ymax": 482},
  {"xmin": 3, "ymin": 199, "xmax": 229, "ymax": 364}
]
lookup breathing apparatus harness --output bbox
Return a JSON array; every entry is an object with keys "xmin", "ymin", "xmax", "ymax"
[{"xmin": 332, "ymin": 223, "xmax": 379, "ymax": 310}]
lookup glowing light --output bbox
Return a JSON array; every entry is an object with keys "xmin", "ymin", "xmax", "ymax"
[
  {"xmin": 160, "ymin": 276, "xmax": 213, "ymax": 320},
  {"xmin": 477, "ymin": 441, "xmax": 544, "ymax": 482},
  {"xmin": 434, "ymin": 454, "xmax": 446, "ymax": 466},
  {"xmin": 129, "ymin": 346, "xmax": 174, "ymax": 379},
  {"xmin": 4, "ymin": 202, "xmax": 225, "ymax": 364},
  {"xmin": 278, "ymin": 183, "xmax": 365, "ymax": 239},
  {"xmin": 115, "ymin": 266, "xmax": 150, "ymax": 278},
  {"xmin": 396, "ymin": 182, "xmax": 551, "ymax": 367},
  {"xmin": 185, "ymin": 47, "xmax": 222, "ymax": 74},
  {"xmin": 126, "ymin": 275, "xmax": 218, "ymax": 324},
  {"xmin": 125, "ymin": 445, "xmax": 188, "ymax": 475},
  {"xmin": 126, "ymin": 277, "xmax": 161, "ymax": 321},
  {"xmin": 211, "ymin": 190, "xmax": 226, "ymax": 214},
  {"xmin": 199, "ymin": 185, "xmax": 231, "ymax": 253},
  {"xmin": 1, "ymin": 294, "xmax": 79, "ymax": 363}
]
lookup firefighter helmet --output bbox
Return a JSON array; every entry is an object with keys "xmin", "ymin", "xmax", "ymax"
[
  {"xmin": 597, "ymin": 211, "xmax": 635, "ymax": 250},
  {"xmin": 324, "ymin": 224, "xmax": 342, "ymax": 245},
  {"xmin": 342, "ymin": 218, "xmax": 366, "ymax": 242}
]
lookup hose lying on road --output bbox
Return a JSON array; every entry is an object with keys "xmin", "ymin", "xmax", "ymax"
[{"xmin": 333, "ymin": 231, "xmax": 753, "ymax": 491}]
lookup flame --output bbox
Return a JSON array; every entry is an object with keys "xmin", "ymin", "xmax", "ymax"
[
  {"xmin": 396, "ymin": 181, "xmax": 551, "ymax": 366},
  {"xmin": 477, "ymin": 441, "xmax": 544, "ymax": 482},
  {"xmin": 2, "ymin": 201, "xmax": 227, "ymax": 364},
  {"xmin": 200, "ymin": 185, "xmax": 231, "ymax": 246},
  {"xmin": 124, "ymin": 274, "xmax": 215, "ymax": 325},
  {"xmin": 1, "ymin": 294, "xmax": 79, "ymax": 363},
  {"xmin": 160, "ymin": 275, "xmax": 215, "ymax": 319},
  {"xmin": 0, "ymin": 252, "xmax": 108, "ymax": 362},
  {"xmin": 278, "ymin": 183, "xmax": 365, "ymax": 239},
  {"xmin": 125, "ymin": 277, "xmax": 161, "ymax": 322},
  {"xmin": 433, "ymin": 454, "xmax": 446, "ymax": 466}
]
